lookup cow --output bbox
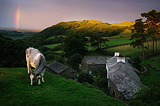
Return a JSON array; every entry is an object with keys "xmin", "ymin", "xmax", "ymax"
[{"xmin": 26, "ymin": 47, "xmax": 46, "ymax": 86}]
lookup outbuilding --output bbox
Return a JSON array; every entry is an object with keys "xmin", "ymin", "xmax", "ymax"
[{"xmin": 47, "ymin": 61, "xmax": 77, "ymax": 78}]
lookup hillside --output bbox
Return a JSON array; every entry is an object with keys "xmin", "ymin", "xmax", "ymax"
[
  {"xmin": 0, "ymin": 29, "xmax": 38, "ymax": 40},
  {"xmin": 24, "ymin": 20, "xmax": 129, "ymax": 48},
  {"xmin": 111, "ymin": 21, "xmax": 135, "ymax": 26},
  {"xmin": 0, "ymin": 68, "xmax": 125, "ymax": 106}
]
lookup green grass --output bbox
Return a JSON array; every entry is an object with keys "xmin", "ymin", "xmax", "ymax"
[
  {"xmin": 140, "ymin": 54, "xmax": 160, "ymax": 86},
  {"xmin": 111, "ymin": 22, "xmax": 135, "ymax": 26},
  {"xmin": 104, "ymin": 45, "xmax": 144, "ymax": 58},
  {"xmin": 53, "ymin": 50, "xmax": 63, "ymax": 53},
  {"xmin": 140, "ymin": 65, "xmax": 160, "ymax": 86},
  {"xmin": 110, "ymin": 29, "xmax": 132, "ymax": 38},
  {"xmin": 0, "ymin": 68, "xmax": 125, "ymax": 106},
  {"xmin": 141, "ymin": 55, "xmax": 160, "ymax": 69},
  {"xmin": 107, "ymin": 38, "xmax": 133, "ymax": 46},
  {"xmin": 47, "ymin": 35, "xmax": 63, "ymax": 40},
  {"xmin": 43, "ymin": 43, "xmax": 61, "ymax": 49}
]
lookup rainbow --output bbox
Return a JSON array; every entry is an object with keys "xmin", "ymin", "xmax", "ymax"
[{"xmin": 15, "ymin": 6, "xmax": 20, "ymax": 30}]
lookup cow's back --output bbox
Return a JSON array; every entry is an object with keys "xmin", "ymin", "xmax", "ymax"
[{"xmin": 26, "ymin": 47, "xmax": 39, "ymax": 59}]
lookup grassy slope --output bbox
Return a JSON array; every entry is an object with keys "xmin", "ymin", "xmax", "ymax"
[
  {"xmin": 44, "ymin": 29, "xmax": 133, "ymax": 51},
  {"xmin": 111, "ymin": 22, "xmax": 135, "ymax": 26},
  {"xmin": 43, "ymin": 43, "xmax": 61, "ymax": 49},
  {"xmin": 140, "ymin": 55, "xmax": 160, "ymax": 86},
  {"xmin": 0, "ymin": 68, "xmax": 125, "ymax": 106},
  {"xmin": 107, "ymin": 38, "xmax": 132, "ymax": 47}
]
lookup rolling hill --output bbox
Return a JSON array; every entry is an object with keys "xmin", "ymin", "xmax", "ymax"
[
  {"xmin": 111, "ymin": 21, "xmax": 135, "ymax": 26},
  {"xmin": 24, "ymin": 20, "xmax": 130, "ymax": 48}
]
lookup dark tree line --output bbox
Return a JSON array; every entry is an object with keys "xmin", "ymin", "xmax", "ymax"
[{"xmin": 0, "ymin": 34, "xmax": 27, "ymax": 67}]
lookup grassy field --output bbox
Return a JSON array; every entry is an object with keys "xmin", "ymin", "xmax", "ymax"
[
  {"xmin": 0, "ymin": 68, "xmax": 125, "ymax": 106},
  {"xmin": 140, "ymin": 54, "xmax": 160, "ymax": 86},
  {"xmin": 43, "ymin": 43, "xmax": 61, "ymax": 49},
  {"xmin": 111, "ymin": 22, "xmax": 135, "ymax": 26},
  {"xmin": 110, "ymin": 29, "xmax": 132, "ymax": 38},
  {"xmin": 104, "ymin": 45, "xmax": 143, "ymax": 58},
  {"xmin": 107, "ymin": 38, "xmax": 133, "ymax": 47},
  {"xmin": 47, "ymin": 35, "xmax": 64, "ymax": 40}
]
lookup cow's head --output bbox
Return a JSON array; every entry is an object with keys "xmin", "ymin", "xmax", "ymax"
[{"xmin": 30, "ymin": 73, "xmax": 37, "ymax": 86}]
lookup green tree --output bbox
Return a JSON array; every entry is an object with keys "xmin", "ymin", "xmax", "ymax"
[
  {"xmin": 141, "ymin": 9, "xmax": 160, "ymax": 54},
  {"xmin": 90, "ymin": 32, "xmax": 109, "ymax": 49},
  {"xmin": 67, "ymin": 53, "xmax": 82, "ymax": 70},
  {"xmin": 131, "ymin": 18, "xmax": 146, "ymax": 57},
  {"xmin": 62, "ymin": 32, "xmax": 88, "ymax": 57},
  {"xmin": 0, "ymin": 35, "xmax": 27, "ymax": 67}
]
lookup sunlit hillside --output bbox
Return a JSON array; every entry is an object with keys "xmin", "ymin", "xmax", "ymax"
[{"xmin": 111, "ymin": 21, "xmax": 135, "ymax": 26}]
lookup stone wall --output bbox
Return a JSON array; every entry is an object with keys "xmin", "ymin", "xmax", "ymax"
[{"xmin": 81, "ymin": 58, "xmax": 88, "ymax": 72}]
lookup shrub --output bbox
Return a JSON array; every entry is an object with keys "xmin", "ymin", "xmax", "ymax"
[
  {"xmin": 67, "ymin": 53, "xmax": 82, "ymax": 70},
  {"xmin": 61, "ymin": 73, "xmax": 74, "ymax": 79},
  {"xmin": 77, "ymin": 72, "xmax": 94, "ymax": 85},
  {"xmin": 132, "ymin": 56, "xmax": 142, "ymax": 69}
]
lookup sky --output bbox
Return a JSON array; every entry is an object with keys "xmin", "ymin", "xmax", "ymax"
[{"xmin": 0, "ymin": 0, "xmax": 160, "ymax": 30}]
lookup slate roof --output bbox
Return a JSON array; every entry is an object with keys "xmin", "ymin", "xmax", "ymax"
[
  {"xmin": 47, "ymin": 61, "xmax": 68, "ymax": 74},
  {"xmin": 107, "ymin": 56, "xmax": 142, "ymax": 100},
  {"xmin": 84, "ymin": 56, "xmax": 111, "ymax": 64}
]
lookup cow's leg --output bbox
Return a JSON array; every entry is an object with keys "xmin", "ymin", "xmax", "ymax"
[
  {"xmin": 30, "ymin": 74, "xmax": 34, "ymax": 85},
  {"xmin": 41, "ymin": 69, "xmax": 45, "ymax": 82},
  {"xmin": 27, "ymin": 62, "xmax": 31, "ymax": 74},
  {"xmin": 38, "ymin": 75, "xmax": 41, "ymax": 85}
]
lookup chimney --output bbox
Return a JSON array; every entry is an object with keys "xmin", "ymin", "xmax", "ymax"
[
  {"xmin": 114, "ymin": 52, "xmax": 120, "ymax": 57},
  {"xmin": 117, "ymin": 57, "xmax": 125, "ymax": 63}
]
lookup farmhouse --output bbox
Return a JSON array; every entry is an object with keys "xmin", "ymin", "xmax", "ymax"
[
  {"xmin": 81, "ymin": 56, "xmax": 111, "ymax": 73},
  {"xmin": 106, "ymin": 52, "xmax": 143, "ymax": 101},
  {"xmin": 47, "ymin": 61, "xmax": 77, "ymax": 78}
]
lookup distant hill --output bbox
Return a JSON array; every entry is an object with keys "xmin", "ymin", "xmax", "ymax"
[
  {"xmin": 0, "ymin": 29, "xmax": 39, "ymax": 40},
  {"xmin": 0, "ymin": 30, "xmax": 24, "ymax": 37},
  {"xmin": 0, "ymin": 68, "xmax": 125, "ymax": 106},
  {"xmin": 111, "ymin": 21, "xmax": 135, "ymax": 26},
  {"xmin": 25, "ymin": 20, "xmax": 131, "ymax": 48}
]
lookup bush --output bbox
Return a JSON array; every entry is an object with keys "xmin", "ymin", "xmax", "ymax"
[
  {"xmin": 67, "ymin": 53, "xmax": 82, "ymax": 70},
  {"xmin": 61, "ymin": 73, "xmax": 74, "ymax": 79},
  {"xmin": 132, "ymin": 56, "xmax": 142, "ymax": 69},
  {"xmin": 77, "ymin": 72, "xmax": 94, "ymax": 85},
  {"xmin": 96, "ymin": 77, "xmax": 108, "ymax": 88}
]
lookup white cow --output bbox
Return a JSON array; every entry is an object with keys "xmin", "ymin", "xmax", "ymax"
[{"xmin": 26, "ymin": 47, "xmax": 46, "ymax": 85}]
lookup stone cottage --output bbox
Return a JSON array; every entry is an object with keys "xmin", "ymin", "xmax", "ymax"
[
  {"xmin": 47, "ymin": 61, "xmax": 77, "ymax": 78},
  {"xmin": 106, "ymin": 52, "xmax": 143, "ymax": 101},
  {"xmin": 80, "ymin": 56, "xmax": 111, "ymax": 73}
]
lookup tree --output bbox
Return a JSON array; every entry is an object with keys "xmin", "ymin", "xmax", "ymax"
[
  {"xmin": 141, "ymin": 9, "xmax": 160, "ymax": 54},
  {"xmin": 62, "ymin": 32, "xmax": 88, "ymax": 57},
  {"xmin": 67, "ymin": 53, "xmax": 82, "ymax": 70},
  {"xmin": 131, "ymin": 18, "xmax": 146, "ymax": 57},
  {"xmin": 0, "ymin": 35, "xmax": 27, "ymax": 67},
  {"xmin": 90, "ymin": 32, "xmax": 109, "ymax": 49}
]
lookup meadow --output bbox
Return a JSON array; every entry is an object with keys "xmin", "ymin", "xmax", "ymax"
[
  {"xmin": 42, "ymin": 28, "xmax": 160, "ymax": 59},
  {"xmin": 0, "ymin": 68, "xmax": 125, "ymax": 106}
]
